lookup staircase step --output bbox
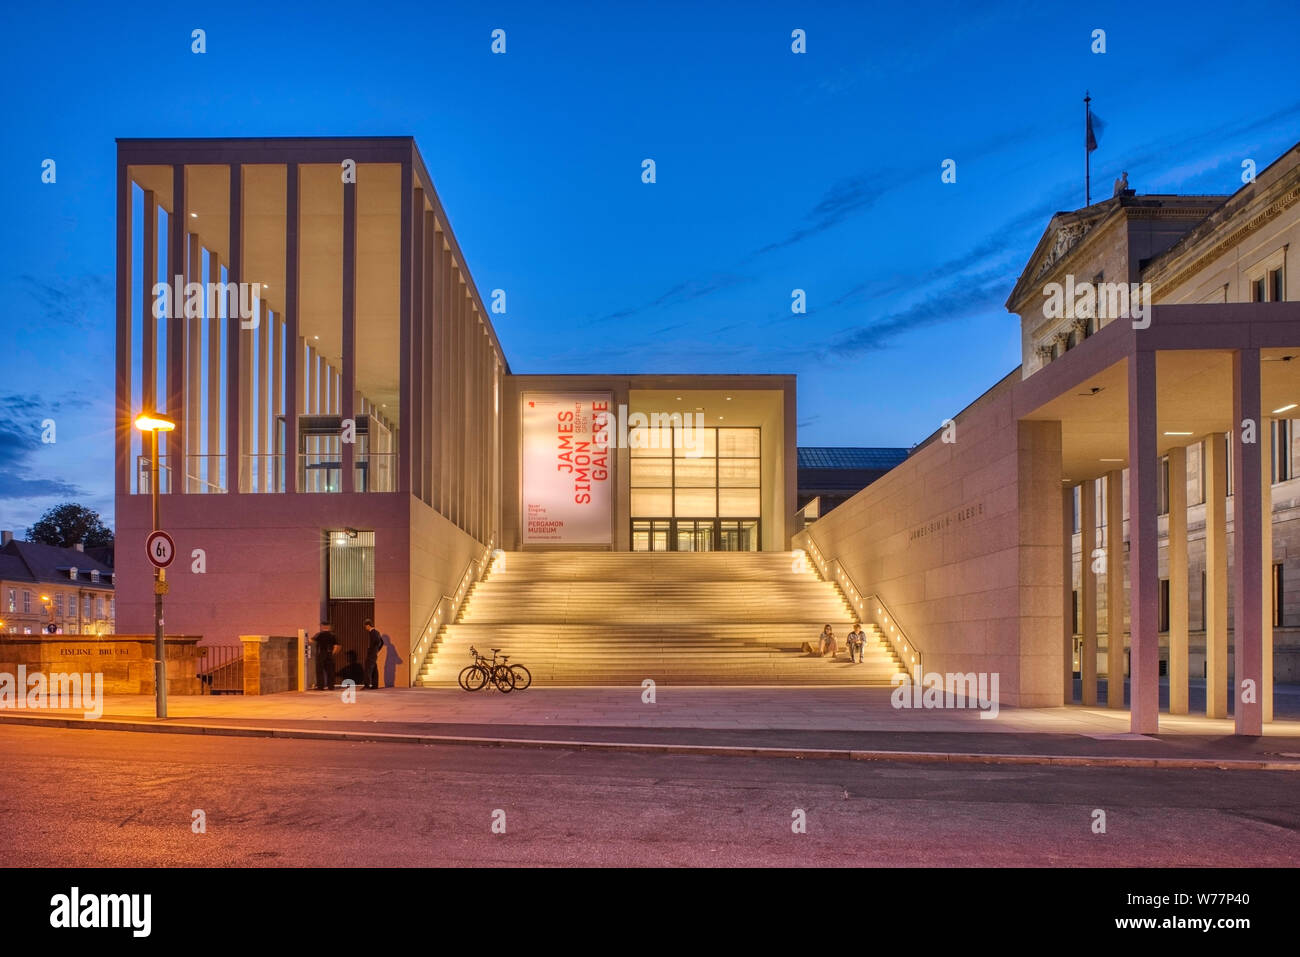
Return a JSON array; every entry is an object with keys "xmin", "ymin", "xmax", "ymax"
[{"xmin": 414, "ymin": 550, "xmax": 906, "ymax": 687}]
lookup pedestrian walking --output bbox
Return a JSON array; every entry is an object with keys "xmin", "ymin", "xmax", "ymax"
[
  {"xmin": 311, "ymin": 621, "xmax": 338, "ymax": 691},
  {"xmin": 363, "ymin": 617, "xmax": 383, "ymax": 689}
]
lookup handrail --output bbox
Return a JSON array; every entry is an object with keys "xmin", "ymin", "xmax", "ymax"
[
  {"xmin": 792, "ymin": 530, "xmax": 921, "ymax": 677},
  {"xmin": 409, "ymin": 535, "xmax": 497, "ymax": 683},
  {"xmin": 793, "ymin": 496, "xmax": 821, "ymax": 532}
]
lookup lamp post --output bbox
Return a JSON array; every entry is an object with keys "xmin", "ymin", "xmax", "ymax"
[{"xmin": 135, "ymin": 411, "xmax": 176, "ymax": 718}]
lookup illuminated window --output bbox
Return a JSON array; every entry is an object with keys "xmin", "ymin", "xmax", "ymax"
[
  {"xmin": 1274, "ymin": 420, "xmax": 1292, "ymax": 483},
  {"xmin": 23, "ymin": 591, "xmax": 31, "ymax": 613},
  {"xmin": 630, "ymin": 488, "xmax": 672, "ymax": 515},
  {"xmin": 630, "ymin": 425, "xmax": 762, "ymax": 546},
  {"xmin": 1274, "ymin": 563, "xmax": 1285, "ymax": 628},
  {"xmin": 7, "ymin": 588, "xmax": 15, "ymax": 612},
  {"xmin": 1159, "ymin": 579, "xmax": 1170, "ymax": 633},
  {"xmin": 674, "ymin": 458, "xmax": 715, "ymax": 487},
  {"xmin": 719, "ymin": 488, "xmax": 761, "ymax": 515},
  {"xmin": 630, "ymin": 459, "xmax": 671, "ymax": 486}
]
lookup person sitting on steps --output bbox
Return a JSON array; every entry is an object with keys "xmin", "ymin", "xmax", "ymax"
[
  {"xmin": 819, "ymin": 624, "xmax": 837, "ymax": 659},
  {"xmin": 847, "ymin": 623, "xmax": 866, "ymax": 663}
]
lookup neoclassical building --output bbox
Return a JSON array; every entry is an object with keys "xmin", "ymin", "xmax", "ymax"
[{"xmin": 800, "ymin": 139, "xmax": 1300, "ymax": 734}]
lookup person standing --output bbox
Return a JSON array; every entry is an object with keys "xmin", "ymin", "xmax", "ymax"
[
  {"xmin": 311, "ymin": 621, "xmax": 338, "ymax": 691},
  {"xmin": 363, "ymin": 617, "xmax": 383, "ymax": 690}
]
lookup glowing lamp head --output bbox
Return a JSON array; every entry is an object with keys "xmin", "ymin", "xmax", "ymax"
[{"xmin": 134, "ymin": 412, "xmax": 176, "ymax": 432}]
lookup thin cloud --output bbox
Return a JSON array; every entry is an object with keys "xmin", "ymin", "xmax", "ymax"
[
  {"xmin": 825, "ymin": 266, "xmax": 1013, "ymax": 357},
  {"xmin": 19, "ymin": 274, "xmax": 113, "ymax": 330}
]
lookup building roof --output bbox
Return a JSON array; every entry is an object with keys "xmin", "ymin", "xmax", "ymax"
[
  {"xmin": 797, "ymin": 447, "xmax": 910, "ymax": 470},
  {"xmin": 0, "ymin": 540, "xmax": 115, "ymax": 588}
]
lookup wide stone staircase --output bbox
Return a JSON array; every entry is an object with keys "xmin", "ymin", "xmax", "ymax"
[{"xmin": 416, "ymin": 551, "xmax": 906, "ymax": 686}]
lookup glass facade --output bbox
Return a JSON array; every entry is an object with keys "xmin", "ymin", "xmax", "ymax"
[{"xmin": 630, "ymin": 425, "xmax": 761, "ymax": 550}]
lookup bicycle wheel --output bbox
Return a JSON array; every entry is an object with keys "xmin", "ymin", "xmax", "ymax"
[
  {"xmin": 459, "ymin": 664, "xmax": 488, "ymax": 691},
  {"xmin": 490, "ymin": 665, "xmax": 515, "ymax": 693},
  {"xmin": 509, "ymin": 664, "xmax": 532, "ymax": 690}
]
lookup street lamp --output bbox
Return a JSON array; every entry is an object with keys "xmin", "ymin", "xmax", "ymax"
[{"xmin": 135, "ymin": 411, "xmax": 176, "ymax": 718}]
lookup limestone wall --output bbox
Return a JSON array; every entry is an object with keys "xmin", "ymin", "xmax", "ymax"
[
  {"xmin": 0, "ymin": 635, "xmax": 202, "ymax": 695},
  {"xmin": 799, "ymin": 376, "xmax": 1066, "ymax": 707}
]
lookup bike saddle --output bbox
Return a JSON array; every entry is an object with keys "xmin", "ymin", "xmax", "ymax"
[{"xmin": 491, "ymin": 648, "xmax": 501, "ymax": 653}]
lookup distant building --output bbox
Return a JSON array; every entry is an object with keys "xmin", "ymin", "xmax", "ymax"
[
  {"xmin": 0, "ymin": 532, "xmax": 116, "ymax": 635},
  {"xmin": 799, "ymin": 137, "xmax": 1300, "ymax": 732},
  {"xmin": 797, "ymin": 447, "xmax": 910, "ymax": 514}
]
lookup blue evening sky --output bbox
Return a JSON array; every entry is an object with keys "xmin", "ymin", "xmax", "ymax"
[{"xmin": 1, "ymin": 0, "xmax": 1298, "ymax": 533}]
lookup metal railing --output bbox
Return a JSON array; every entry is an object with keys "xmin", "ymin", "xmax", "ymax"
[
  {"xmin": 136, "ymin": 451, "xmax": 394, "ymax": 494},
  {"xmin": 197, "ymin": 643, "xmax": 244, "ymax": 694},
  {"xmin": 794, "ymin": 496, "xmax": 822, "ymax": 532},
  {"xmin": 138, "ymin": 455, "xmax": 228, "ymax": 494},
  {"xmin": 297, "ymin": 451, "xmax": 397, "ymax": 493},
  {"xmin": 409, "ymin": 536, "xmax": 497, "ymax": 682},
  {"xmin": 239, "ymin": 454, "xmax": 286, "ymax": 493},
  {"xmin": 793, "ymin": 530, "xmax": 922, "ymax": 676}
]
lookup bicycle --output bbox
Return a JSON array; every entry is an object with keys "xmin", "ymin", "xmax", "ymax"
[{"xmin": 458, "ymin": 645, "xmax": 516, "ymax": 693}]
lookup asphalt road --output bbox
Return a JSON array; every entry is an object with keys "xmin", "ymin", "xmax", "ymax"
[{"xmin": 1, "ymin": 725, "xmax": 1297, "ymax": 867}]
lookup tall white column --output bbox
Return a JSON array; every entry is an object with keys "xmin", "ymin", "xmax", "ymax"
[
  {"xmin": 1262, "ymin": 419, "xmax": 1274, "ymax": 723},
  {"xmin": 1204, "ymin": 433, "xmax": 1229, "ymax": 719},
  {"xmin": 1106, "ymin": 469, "xmax": 1126, "ymax": 709},
  {"xmin": 1081, "ymin": 479, "xmax": 1098, "ymax": 706},
  {"xmin": 1168, "ymin": 447, "xmax": 1189, "ymax": 715}
]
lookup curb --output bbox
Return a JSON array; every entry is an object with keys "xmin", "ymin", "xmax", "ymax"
[{"xmin": 1, "ymin": 713, "xmax": 1297, "ymax": 771}]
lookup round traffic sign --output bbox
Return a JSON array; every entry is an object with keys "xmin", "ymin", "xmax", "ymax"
[{"xmin": 146, "ymin": 530, "xmax": 176, "ymax": 568}]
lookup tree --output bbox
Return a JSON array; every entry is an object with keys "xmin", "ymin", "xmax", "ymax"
[{"xmin": 26, "ymin": 503, "xmax": 114, "ymax": 549}]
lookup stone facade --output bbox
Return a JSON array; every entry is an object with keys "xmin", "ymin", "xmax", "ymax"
[
  {"xmin": 240, "ymin": 635, "xmax": 301, "ymax": 694},
  {"xmin": 0, "ymin": 635, "xmax": 202, "ymax": 695}
]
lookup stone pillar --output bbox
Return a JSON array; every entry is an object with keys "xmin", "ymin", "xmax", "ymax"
[
  {"xmin": 1016, "ymin": 419, "xmax": 1065, "ymax": 707},
  {"xmin": 186, "ymin": 232, "xmax": 202, "ymax": 493},
  {"xmin": 1105, "ymin": 469, "xmax": 1126, "ymax": 709},
  {"xmin": 1262, "ymin": 418, "xmax": 1274, "ymax": 723},
  {"xmin": 1168, "ymin": 445, "xmax": 1189, "ymax": 715},
  {"xmin": 284, "ymin": 164, "xmax": 299, "ymax": 494},
  {"xmin": 1128, "ymin": 349, "xmax": 1160, "ymax": 734},
  {"xmin": 1063, "ymin": 485, "xmax": 1075, "ymax": 703},
  {"xmin": 226, "ymin": 163, "xmax": 243, "ymax": 497},
  {"xmin": 206, "ymin": 250, "xmax": 222, "ymax": 491},
  {"xmin": 1204, "ymin": 432, "xmax": 1229, "ymax": 719},
  {"xmin": 1232, "ymin": 350, "xmax": 1263, "ymax": 735},
  {"xmin": 341, "ymin": 177, "xmax": 357, "ymax": 493},
  {"xmin": 1081, "ymin": 479, "xmax": 1098, "ymax": 706}
]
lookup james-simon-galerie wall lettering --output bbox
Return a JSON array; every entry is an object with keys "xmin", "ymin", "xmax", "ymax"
[{"xmin": 908, "ymin": 502, "xmax": 986, "ymax": 544}]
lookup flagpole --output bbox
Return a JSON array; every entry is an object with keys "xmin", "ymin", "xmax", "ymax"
[{"xmin": 1084, "ymin": 91, "xmax": 1091, "ymax": 206}]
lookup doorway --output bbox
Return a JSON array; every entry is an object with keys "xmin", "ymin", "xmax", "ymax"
[{"xmin": 631, "ymin": 518, "xmax": 759, "ymax": 551}]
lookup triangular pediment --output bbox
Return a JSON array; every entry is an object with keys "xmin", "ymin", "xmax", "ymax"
[{"xmin": 1006, "ymin": 202, "xmax": 1118, "ymax": 311}]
